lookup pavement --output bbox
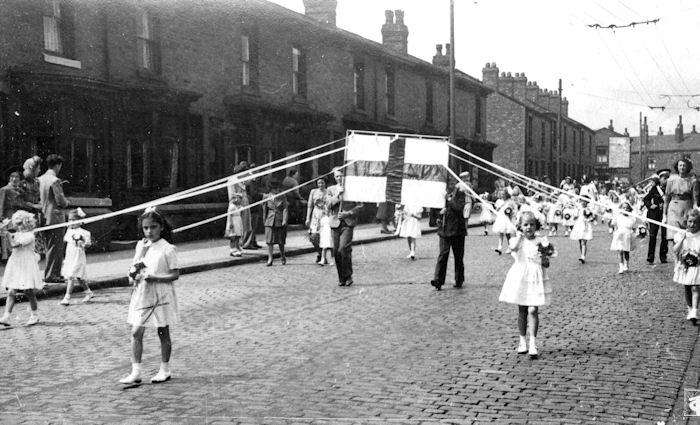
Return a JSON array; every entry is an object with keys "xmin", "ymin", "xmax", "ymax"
[{"xmin": 1, "ymin": 222, "xmax": 700, "ymax": 423}]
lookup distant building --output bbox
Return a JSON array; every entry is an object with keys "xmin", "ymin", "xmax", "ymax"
[
  {"xmin": 594, "ymin": 119, "xmax": 629, "ymax": 182},
  {"xmin": 630, "ymin": 115, "xmax": 700, "ymax": 181},
  {"xmin": 482, "ymin": 63, "xmax": 596, "ymax": 184},
  {"xmin": 0, "ymin": 0, "xmax": 492, "ymax": 240}
]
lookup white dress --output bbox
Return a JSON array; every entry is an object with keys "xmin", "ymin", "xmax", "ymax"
[
  {"xmin": 562, "ymin": 205, "xmax": 577, "ymax": 227},
  {"xmin": 2, "ymin": 231, "xmax": 43, "ymax": 290},
  {"xmin": 673, "ymin": 231, "xmax": 700, "ymax": 285},
  {"xmin": 546, "ymin": 202, "xmax": 562, "ymax": 224},
  {"xmin": 492, "ymin": 200, "xmax": 517, "ymax": 234},
  {"xmin": 610, "ymin": 214, "xmax": 636, "ymax": 252},
  {"xmin": 399, "ymin": 205, "xmax": 422, "ymax": 239},
  {"xmin": 498, "ymin": 236, "xmax": 552, "ymax": 306},
  {"xmin": 479, "ymin": 199, "xmax": 495, "ymax": 224},
  {"xmin": 569, "ymin": 208, "xmax": 593, "ymax": 241},
  {"xmin": 319, "ymin": 215, "xmax": 332, "ymax": 249},
  {"xmin": 127, "ymin": 239, "xmax": 180, "ymax": 328},
  {"xmin": 61, "ymin": 228, "xmax": 91, "ymax": 280}
]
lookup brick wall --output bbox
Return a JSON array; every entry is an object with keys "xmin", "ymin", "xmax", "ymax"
[{"xmin": 487, "ymin": 92, "xmax": 526, "ymax": 173}]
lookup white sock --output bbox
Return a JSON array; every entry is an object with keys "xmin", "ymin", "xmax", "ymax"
[
  {"xmin": 519, "ymin": 335, "xmax": 527, "ymax": 345},
  {"xmin": 160, "ymin": 362, "xmax": 170, "ymax": 374},
  {"xmin": 529, "ymin": 336, "xmax": 537, "ymax": 347},
  {"xmin": 132, "ymin": 363, "xmax": 142, "ymax": 375}
]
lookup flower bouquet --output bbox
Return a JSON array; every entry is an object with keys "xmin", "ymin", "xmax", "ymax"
[
  {"xmin": 504, "ymin": 207, "xmax": 513, "ymax": 216},
  {"xmin": 128, "ymin": 262, "xmax": 147, "ymax": 283},
  {"xmin": 72, "ymin": 233, "xmax": 85, "ymax": 247},
  {"xmin": 563, "ymin": 213, "xmax": 571, "ymax": 221},
  {"xmin": 554, "ymin": 209, "xmax": 562, "ymax": 217},
  {"xmin": 682, "ymin": 251, "xmax": 699, "ymax": 270},
  {"xmin": 537, "ymin": 241, "xmax": 556, "ymax": 268},
  {"xmin": 636, "ymin": 225, "xmax": 647, "ymax": 239}
]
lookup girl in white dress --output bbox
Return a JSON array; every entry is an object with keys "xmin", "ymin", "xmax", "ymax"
[
  {"xmin": 673, "ymin": 209, "xmax": 700, "ymax": 324},
  {"xmin": 398, "ymin": 203, "xmax": 423, "ymax": 260},
  {"xmin": 569, "ymin": 199, "xmax": 595, "ymax": 264},
  {"xmin": 60, "ymin": 208, "xmax": 93, "ymax": 305},
  {"xmin": 478, "ymin": 193, "xmax": 495, "ymax": 236},
  {"xmin": 545, "ymin": 196, "xmax": 562, "ymax": 237},
  {"xmin": 562, "ymin": 201, "xmax": 578, "ymax": 237},
  {"xmin": 492, "ymin": 190, "xmax": 517, "ymax": 255},
  {"xmin": 318, "ymin": 205, "xmax": 333, "ymax": 266},
  {"xmin": 610, "ymin": 202, "xmax": 637, "ymax": 274},
  {"xmin": 499, "ymin": 211, "xmax": 556, "ymax": 358},
  {"xmin": 0, "ymin": 210, "xmax": 43, "ymax": 326},
  {"xmin": 120, "ymin": 207, "xmax": 180, "ymax": 385}
]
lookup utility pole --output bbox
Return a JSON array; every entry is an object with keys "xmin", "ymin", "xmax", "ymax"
[
  {"xmin": 638, "ymin": 112, "xmax": 643, "ymax": 181},
  {"xmin": 556, "ymin": 79, "xmax": 562, "ymax": 184},
  {"xmin": 449, "ymin": 0, "xmax": 456, "ymax": 172}
]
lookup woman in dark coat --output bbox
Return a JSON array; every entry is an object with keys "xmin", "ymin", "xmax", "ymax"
[{"xmin": 262, "ymin": 179, "xmax": 289, "ymax": 266}]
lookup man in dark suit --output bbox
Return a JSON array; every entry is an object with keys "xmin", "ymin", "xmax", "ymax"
[
  {"xmin": 431, "ymin": 183, "xmax": 467, "ymax": 290},
  {"xmin": 327, "ymin": 167, "xmax": 363, "ymax": 286},
  {"xmin": 644, "ymin": 173, "xmax": 668, "ymax": 264}
]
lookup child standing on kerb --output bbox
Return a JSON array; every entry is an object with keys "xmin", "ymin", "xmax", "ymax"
[
  {"xmin": 60, "ymin": 208, "xmax": 94, "ymax": 305},
  {"xmin": 0, "ymin": 210, "xmax": 44, "ymax": 326},
  {"xmin": 498, "ymin": 211, "xmax": 556, "ymax": 359},
  {"xmin": 120, "ymin": 207, "xmax": 180, "ymax": 385},
  {"xmin": 673, "ymin": 209, "xmax": 700, "ymax": 325}
]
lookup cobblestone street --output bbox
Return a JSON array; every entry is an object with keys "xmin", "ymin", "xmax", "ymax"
[{"xmin": 0, "ymin": 225, "xmax": 697, "ymax": 424}]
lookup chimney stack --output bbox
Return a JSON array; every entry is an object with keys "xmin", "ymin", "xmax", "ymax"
[
  {"xmin": 513, "ymin": 73, "xmax": 528, "ymax": 102},
  {"xmin": 482, "ymin": 62, "xmax": 499, "ymax": 90},
  {"xmin": 547, "ymin": 90, "xmax": 561, "ymax": 113},
  {"xmin": 693, "ymin": 124, "xmax": 698, "ymax": 134},
  {"xmin": 525, "ymin": 81, "xmax": 539, "ymax": 103},
  {"xmin": 608, "ymin": 119, "xmax": 614, "ymax": 131},
  {"xmin": 624, "ymin": 128, "xmax": 629, "ymax": 136},
  {"xmin": 658, "ymin": 126, "xmax": 663, "ymax": 136},
  {"xmin": 500, "ymin": 72, "xmax": 514, "ymax": 97},
  {"xmin": 433, "ymin": 45, "xmax": 450, "ymax": 68},
  {"xmin": 561, "ymin": 97, "xmax": 569, "ymax": 117},
  {"xmin": 382, "ymin": 10, "xmax": 409, "ymax": 55},
  {"xmin": 302, "ymin": 0, "xmax": 337, "ymax": 25},
  {"xmin": 676, "ymin": 115, "xmax": 684, "ymax": 143}
]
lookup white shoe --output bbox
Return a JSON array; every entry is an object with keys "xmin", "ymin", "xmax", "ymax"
[
  {"xmin": 690, "ymin": 308, "xmax": 698, "ymax": 320},
  {"xmin": 528, "ymin": 342, "xmax": 538, "ymax": 358},
  {"xmin": 617, "ymin": 264, "xmax": 624, "ymax": 274},
  {"xmin": 119, "ymin": 370, "xmax": 142, "ymax": 384},
  {"xmin": 504, "ymin": 249, "xmax": 512, "ymax": 254},
  {"xmin": 0, "ymin": 313, "xmax": 10, "ymax": 326},
  {"xmin": 26, "ymin": 315, "xmax": 38, "ymax": 326},
  {"xmin": 623, "ymin": 263, "xmax": 629, "ymax": 272},
  {"xmin": 82, "ymin": 292, "xmax": 94, "ymax": 302},
  {"xmin": 60, "ymin": 297, "xmax": 70, "ymax": 306},
  {"xmin": 517, "ymin": 340, "xmax": 527, "ymax": 354},
  {"xmin": 687, "ymin": 308, "xmax": 693, "ymax": 320},
  {"xmin": 150, "ymin": 370, "xmax": 171, "ymax": 383}
]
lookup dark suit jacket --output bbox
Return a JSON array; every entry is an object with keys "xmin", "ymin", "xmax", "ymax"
[
  {"xmin": 643, "ymin": 186, "xmax": 664, "ymax": 220},
  {"xmin": 438, "ymin": 193, "xmax": 467, "ymax": 238}
]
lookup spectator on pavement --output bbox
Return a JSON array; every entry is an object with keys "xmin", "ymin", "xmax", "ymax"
[
  {"xmin": 430, "ymin": 182, "xmax": 467, "ymax": 290},
  {"xmin": 38, "ymin": 154, "xmax": 69, "ymax": 283},
  {"xmin": 263, "ymin": 178, "xmax": 289, "ymax": 266}
]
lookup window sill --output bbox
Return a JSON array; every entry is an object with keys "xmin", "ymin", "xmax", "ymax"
[
  {"xmin": 135, "ymin": 68, "xmax": 163, "ymax": 82},
  {"xmin": 43, "ymin": 53, "xmax": 82, "ymax": 69}
]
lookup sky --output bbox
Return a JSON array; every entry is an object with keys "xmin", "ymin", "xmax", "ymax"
[{"xmin": 268, "ymin": 0, "xmax": 700, "ymax": 137}]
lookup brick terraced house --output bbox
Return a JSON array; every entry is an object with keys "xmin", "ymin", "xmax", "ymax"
[
  {"xmin": 0, "ymin": 0, "xmax": 493, "ymax": 243},
  {"xmin": 482, "ymin": 63, "xmax": 596, "ymax": 184}
]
